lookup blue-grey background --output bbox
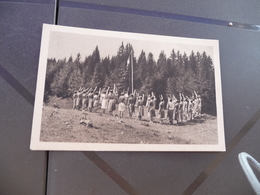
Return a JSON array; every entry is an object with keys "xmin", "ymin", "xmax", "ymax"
[{"xmin": 1, "ymin": 0, "xmax": 260, "ymax": 194}]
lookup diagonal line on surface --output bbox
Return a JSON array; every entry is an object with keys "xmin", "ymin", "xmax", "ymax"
[
  {"xmin": 83, "ymin": 151, "xmax": 139, "ymax": 195},
  {"xmin": 182, "ymin": 108, "xmax": 260, "ymax": 195},
  {"xmin": 0, "ymin": 64, "xmax": 50, "ymax": 194},
  {"xmin": 0, "ymin": 64, "xmax": 34, "ymax": 106}
]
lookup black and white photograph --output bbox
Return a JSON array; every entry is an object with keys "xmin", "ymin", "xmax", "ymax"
[{"xmin": 30, "ymin": 24, "xmax": 225, "ymax": 151}]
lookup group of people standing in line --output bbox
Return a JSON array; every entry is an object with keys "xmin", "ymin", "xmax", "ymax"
[
  {"xmin": 157, "ymin": 92, "xmax": 202, "ymax": 125},
  {"xmin": 72, "ymin": 85, "xmax": 202, "ymax": 125}
]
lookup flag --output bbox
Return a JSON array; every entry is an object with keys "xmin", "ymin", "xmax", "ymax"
[{"xmin": 126, "ymin": 54, "xmax": 131, "ymax": 68}]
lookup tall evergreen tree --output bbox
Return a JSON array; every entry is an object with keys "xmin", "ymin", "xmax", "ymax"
[
  {"xmin": 114, "ymin": 42, "xmax": 129, "ymax": 91},
  {"xmin": 91, "ymin": 62, "xmax": 105, "ymax": 88},
  {"xmin": 85, "ymin": 46, "xmax": 101, "ymax": 83},
  {"xmin": 140, "ymin": 52, "xmax": 155, "ymax": 93},
  {"xmin": 175, "ymin": 51, "xmax": 185, "ymax": 93},
  {"xmin": 136, "ymin": 50, "xmax": 147, "ymax": 86},
  {"xmin": 67, "ymin": 62, "xmax": 84, "ymax": 96},
  {"xmin": 157, "ymin": 51, "xmax": 167, "ymax": 79},
  {"xmin": 189, "ymin": 50, "xmax": 197, "ymax": 73},
  {"xmin": 50, "ymin": 62, "xmax": 71, "ymax": 97}
]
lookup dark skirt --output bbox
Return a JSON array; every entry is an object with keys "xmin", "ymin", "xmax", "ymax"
[
  {"xmin": 138, "ymin": 106, "xmax": 144, "ymax": 116},
  {"xmin": 149, "ymin": 108, "xmax": 156, "ymax": 117},
  {"xmin": 108, "ymin": 99, "xmax": 116, "ymax": 112},
  {"xmin": 159, "ymin": 109, "xmax": 165, "ymax": 118},
  {"xmin": 168, "ymin": 110, "xmax": 174, "ymax": 119},
  {"xmin": 129, "ymin": 104, "xmax": 135, "ymax": 113}
]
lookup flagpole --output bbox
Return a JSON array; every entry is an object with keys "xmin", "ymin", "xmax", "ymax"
[{"xmin": 131, "ymin": 50, "xmax": 134, "ymax": 94}]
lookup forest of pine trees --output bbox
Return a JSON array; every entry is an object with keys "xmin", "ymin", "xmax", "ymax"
[{"xmin": 45, "ymin": 42, "xmax": 216, "ymax": 115}]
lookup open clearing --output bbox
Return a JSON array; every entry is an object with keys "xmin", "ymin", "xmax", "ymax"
[{"xmin": 40, "ymin": 97, "xmax": 218, "ymax": 145}]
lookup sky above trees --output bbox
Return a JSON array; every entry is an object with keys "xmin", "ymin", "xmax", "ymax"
[{"xmin": 47, "ymin": 30, "xmax": 215, "ymax": 63}]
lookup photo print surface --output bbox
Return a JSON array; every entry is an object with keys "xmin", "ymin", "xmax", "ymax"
[{"xmin": 30, "ymin": 24, "xmax": 225, "ymax": 151}]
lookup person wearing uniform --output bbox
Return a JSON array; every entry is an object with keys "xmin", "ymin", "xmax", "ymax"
[
  {"xmin": 158, "ymin": 97, "xmax": 165, "ymax": 124},
  {"xmin": 192, "ymin": 96, "xmax": 198, "ymax": 120},
  {"xmin": 197, "ymin": 95, "xmax": 202, "ymax": 117},
  {"xmin": 100, "ymin": 87, "xmax": 109, "ymax": 114},
  {"xmin": 76, "ymin": 90, "xmax": 83, "ymax": 110},
  {"xmin": 137, "ymin": 95, "xmax": 144, "ymax": 120},
  {"xmin": 93, "ymin": 91, "xmax": 100, "ymax": 112},
  {"xmin": 176, "ymin": 93, "xmax": 184, "ymax": 124},
  {"xmin": 186, "ymin": 96, "xmax": 192, "ymax": 121},
  {"xmin": 82, "ymin": 92, "xmax": 87, "ymax": 111},
  {"xmin": 88, "ymin": 90, "xmax": 94, "ymax": 112},
  {"xmin": 166, "ymin": 98, "xmax": 175, "ymax": 125},
  {"xmin": 148, "ymin": 96, "xmax": 156, "ymax": 123},
  {"xmin": 193, "ymin": 91, "xmax": 199, "ymax": 118},
  {"xmin": 118, "ymin": 92, "xmax": 126, "ymax": 120},
  {"xmin": 146, "ymin": 95, "xmax": 151, "ymax": 107},
  {"xmin": 128, "ymin": 94, "xmax": 135, "ymax": 118},
  {"xmin": 107, "ymin": 90, "xmax": 116, "ymax": 115},
  {"xmin": 182, "ymin": 95, "xmax": 188, "ymax": 123}
]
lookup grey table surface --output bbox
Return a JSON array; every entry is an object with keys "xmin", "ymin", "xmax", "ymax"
[{"xmin": 1, "ymin": 0, "xmax": 260, "ymax": 194}]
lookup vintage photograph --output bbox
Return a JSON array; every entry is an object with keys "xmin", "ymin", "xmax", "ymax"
[{"xmin": 30, "ymin": 24, "xmax": 225, "ymax": 151}]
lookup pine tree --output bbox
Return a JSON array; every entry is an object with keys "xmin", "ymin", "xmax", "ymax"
[
  {"xmin": 91, "ymin": 62, "xmax": 105, "ymax": 88},
  {"xmin": 68, "ymin": 55, "xmax": 73, "ymax": 63},
  {"xmin": 137, "ymin": 50, "xmax": 147, "ymax": 87},
  {"xmin": 169, "ymin": 49, "xmax": 176, "ymax": 77},
  {"xmin": 157, "ymin": 51, "xmax": 167, "ymax": 79},
  {"xmin": 84, "ymin": 46, "xmax": 101, "ymax": 84},
  {"xmin": 50, "ymin": 62, "xmax": 71, "ymax": 97},
  {"xmin": 141, "ymin": 52, "xmax": 155, "ymax": 93},
  {"xmin": 75, "ymin": 53, "xmax": 84, "ymax": 74},
  {"xmin": 147, "ymin": 52, "xmax": 155, "ymax": 77},
  {"xmin": 174, "ymin": 51, "xmax": 185, "ymax": 93},
  {"xmin": 189, "ymin": 50, "xmax": 196, "ymax": 73},
  {"xmin": 67, "ymin": 62, "xmax": 84, "ymax": 96}
]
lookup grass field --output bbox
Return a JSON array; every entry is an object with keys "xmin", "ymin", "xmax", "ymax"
[{"xmin": 40, "ymin": 96, "xmax": 218, "ymax": 145}]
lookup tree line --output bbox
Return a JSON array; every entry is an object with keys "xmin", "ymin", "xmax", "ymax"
[{"xmin": 45, "ymin": 42, "xmax": 216, "ymax": 115}]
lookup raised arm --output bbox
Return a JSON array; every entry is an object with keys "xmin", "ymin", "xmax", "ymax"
[
  {"xmin": 86, "ymin": 87, "xmax": 93, "ymax": 95},
  {"xmin": 133, "ymin": 89, "xmax": 137, "ymax": 97},
  {"xmin": 93, "ymin": 86, "xmax": 97, "ymax": 93},
  {"xmin": 86, "ymin": 87, "xmax": 90, "ymax": 92},
  {"xmin": 113, "ymin": 84, "xmax": 116, "ymax": 93},
  {"xmin": 106, "ymin": 87, "xmax": 110, "ymax": 95},
  {"xmin": 154, "ymin": 94, "xmax": 157, "ymax": 101},
  {"xmin": 181, "ymin": 93, "xmax": 185, "ymax": 101},
  {"xmin": 179, "ymin": 93, "xmax": 182, "ymax": 101},
  {"xmin": 160, "ymin": 95, "xmax": 164, "ymax": 101},
  {"xmin": 136, "ymin": 92, "xmax": 139, "ymax": 99},
  {"xmin": 172, "ymin": 94, "xmax": 177, "ymax": 101},
  {"xmin": 194, "ymin": 90, "xmax": 198, "ymax": 98}
]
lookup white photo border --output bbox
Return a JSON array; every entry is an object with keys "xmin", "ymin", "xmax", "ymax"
[{"xmin": 30, "ymin": 24, "xmax": 225, "ymax": 152}]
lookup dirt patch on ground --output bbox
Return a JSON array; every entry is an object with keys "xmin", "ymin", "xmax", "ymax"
[{"xmin": 40, "ymin": 97, "xmax": 218, "ymax": 145}]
